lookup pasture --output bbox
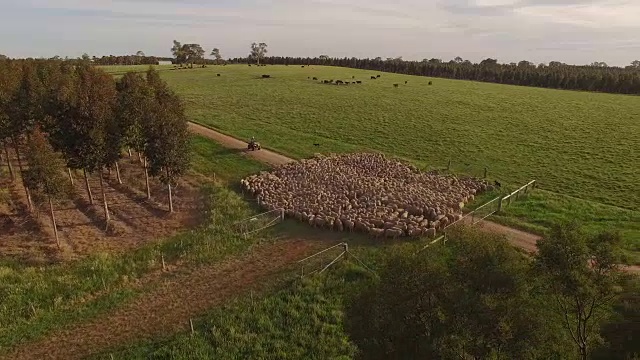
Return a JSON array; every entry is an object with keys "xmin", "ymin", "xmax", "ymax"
[
  {"xmin": 101, "ymin": 64, "xmax": 640, "ymax": 262},
  {"xmin": 109, "ymin": 64, "xmax": 640, "ymax": 213}
]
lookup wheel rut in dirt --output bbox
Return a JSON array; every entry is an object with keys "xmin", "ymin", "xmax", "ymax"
[{"xmin": 3, "ymin": 238, "xmax": 324, "ymax": 360}]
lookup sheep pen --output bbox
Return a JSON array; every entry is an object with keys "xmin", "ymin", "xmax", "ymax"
[{"xmin": 240, "ymin": 153, "xmax": 493, "ymax": 239}]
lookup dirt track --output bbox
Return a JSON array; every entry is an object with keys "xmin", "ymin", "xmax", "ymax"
[
  {"xmin": 3, "ymin": 238, "xmax": 323, "ymax": 360},
  {"xmin": 188, "ymin": 122, "xmax": 639, "ymax": 273},
  {"xmin": 188, "ymin": 122, "xmax": 294, "ymax": 166}
]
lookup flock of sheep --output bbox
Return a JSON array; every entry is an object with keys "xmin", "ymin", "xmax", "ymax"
[{"xmin": 240, "ymin": 153, "xmax": 492, "ymax": 239}]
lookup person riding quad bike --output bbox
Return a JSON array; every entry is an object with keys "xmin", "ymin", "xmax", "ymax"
[{"xmin": 247, "ymin": 136, "xmax": 261, "ymax": 151}]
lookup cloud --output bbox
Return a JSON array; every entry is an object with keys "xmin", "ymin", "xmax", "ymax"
[{"xmin": 0, "ymin": 0, "xmax": 638, "ymax": 66}]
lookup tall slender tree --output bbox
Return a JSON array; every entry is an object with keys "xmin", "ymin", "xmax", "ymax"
[
  {"xmin": 115, "ymin": 71, "xmax": 155, "ymax": 198},
  {"xmin": 22, "ymin": 127, "xmax": 66, "ymax": 247},
  {"xmin": 145, "ymin": 68, "xmax": 190, "ymax": 212},
  {"xmin": 0, "ymin": 60, "xmax": 19, "ymax": 181},
  {"xmin": 6, "ymin": 61, "xmax": 45, "ymax": 211}
]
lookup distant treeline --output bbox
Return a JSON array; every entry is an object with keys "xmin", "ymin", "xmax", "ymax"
[
  {"xmin": 91, "ymin": 55, "xmax": 169, "ymax": 66},
  {"xmin": 227, "ymin": 56, "xmax": 640, "ymax": 95}
]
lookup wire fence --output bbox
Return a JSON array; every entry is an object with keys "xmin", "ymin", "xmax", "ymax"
[
  {"xmin": 231, "ymin": 208, "xmax": 285, "ymax": 238},
  {"xmin": 499, "ymin": 180, "xmax": 536, "ymax": 211},
  {"xmin": 417, "ymin": 180, "xmax": 536, "ymax": 254},
  {"xmin": 297, "ymin": 242, "xmax": 376, "ymax": 277}
]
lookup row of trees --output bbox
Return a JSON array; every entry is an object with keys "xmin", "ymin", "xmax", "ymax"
[
  {"xmin": 225, "ymin": 55, "xmax": 640, "ymax": 95},
  {"xmin": 0, "ymin": 59, "xmax": 189, "ymax": 245},
  {"xmin": 89, "ymin": 51, "xmax": 166, "ymax": 66},
  {"xmin": 349, "ymin": 224, "xmax": 638, "ymax": 360}
]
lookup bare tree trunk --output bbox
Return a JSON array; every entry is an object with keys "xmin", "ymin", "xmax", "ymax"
[
  {"xmin": 83, "ymin": 169, "xmax": 94, "ymax": 205},
  {"xmin": 166, "ymin": 168, "xmax": 173, "ymax": 213},
  {"xmin": 67, "ymin": 168, "xmax": 74, "ymax": 185},
  {"xmin": 115, "ymin": 161, "xmax": 122, "ymax": 184},
  {"xmin": 138, "ymin": 151, "xmax": 143, "ymax": 164},
  {"xmin": 13, "ymin": 138, "xmax": 32, "ymax": 212},
  {"xmin": 3, "ymin": 142, "xmax": 15, "ymax": 181},
  {"xmin": 144, "ymin": 157, "xmax": 151, "ymax": 200},
  {"xmin": 99, "ymin": 173, "xmax": 110, "ymax": 230},
  {"xmin": 49, "ymin": 197, "xmax": 60, "ymax": 248}
]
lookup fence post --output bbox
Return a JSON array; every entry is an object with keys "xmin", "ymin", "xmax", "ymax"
[
  {"xmin": 190, "ymin": 318, "xmax": 195, "ymax": 334},
  {"xmin": 281, "ymin": 209, "xmax": 285, "ymax": 221},
  {"xmin": 498, "ymin": 197, "xmax": 503, "ymax": 212}
]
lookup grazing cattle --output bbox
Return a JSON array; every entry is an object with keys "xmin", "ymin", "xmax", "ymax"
[
  {"xmin": 313, "ymin": 143, "xmax": 320, "ymax": 147},
  {"xmin": 352, "ymin": 82, "xmax": 356, "ymax": 84},
  {"xmin": 428, "ymin": 81, "xmax": 433, "ymax": 85},
  {"xmin": 313, "ymin": 77, "xmax": 318, "ymax": 80},
  {"xmin": 371, "ymin": 76, "xmax": 376, "ymax": 80},
  {"xmin": 262, "ymin": 74, "xmax": 271, "ymax": 78},
  {"xmin": 356, "ymin": 81, "xmax": 362, "ymax": 84},
  {"xmin": 301, "ymin": 65, "xmax": 305, "ymax": 68},
  {"xmin": 248, "ymin": 64, "xmax": 252, "ymax": 67},
  {"xmin": 336, "ymin": 80, "xmax": 344, "ymax": 84},
  {"xmin": 217, "ymin": 74, "xmax": 221, "ymax": 77},
  {"xmin": 376, "ymin": 75, "xmax": 381, "ymax": 78},
  {"xmin": 494, "ymin": 180, "xmax": 502, "ymax": 188},
  {"xmin": 323, "ymin": 80, "xmax": 329, "ymax": 84},
  {"xmin": 352, "ymin": 76, "xmax": 355, "ymax": 79},
  {"xmin": 405, "ymin": 80, "xmax": 408, "ymax": 84},
  {"xmin": 393, "ymin": 84, "xmax": 399, "ymax": 88},
  {"xmin": 307, "ymin": 77, "xmax": 310, "ymax": 79}
]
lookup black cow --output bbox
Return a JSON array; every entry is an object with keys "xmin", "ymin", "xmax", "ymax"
[
  {"xmin": 494, "ymin": 180, "xmax": 502, "ymax": 188},
  {"xmin": 428, "ymin": 81, "xmax": 433, "ymax": 85},
  {"xmin": 262, "ymin": 74, "xmax": 271, "ymax": 78},
  {"xmin": 356, "ymin": 81, "xmax": 362, "ymax": 84},
  {"xmin": 352, "ymin": 76, "xmax": 355, "ymax": 79},
  {"xmin": 371, "ymin": 76, "xmax": 376, "ymax": 80},
  {"xmin": 376, "ymin": 75, "xmax": 381, "ymax": 78},
  {"xmin": 217, "ymin": 74, "xmax": 221, "ymax": 77},
  {"xmin": 393, "ymin": 84, "xmax": 399, "ymax": 88},
  {"xmin": 405, "ymin": 81, "xmax": 408, "ymax": 84},
  {"xmin": 313, "ymin": 77, "xmax": 318, "ymax": 80},
  {"xmin": 313, "ymin": 143, "xmax": 320, "ymax": 147},
  {"xmin": 336, "ymin": 80, "xmax": 344, "ymax": 84}
]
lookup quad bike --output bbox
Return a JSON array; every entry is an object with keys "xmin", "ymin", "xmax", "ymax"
[{"xmin": 247, "ymin": 140, "xmax": 261, "ymax": 151}]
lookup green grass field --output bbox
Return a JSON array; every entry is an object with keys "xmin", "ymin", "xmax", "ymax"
[{"xmin": 102, "ymin": 65, "xmax": 640, "ymax": 263}]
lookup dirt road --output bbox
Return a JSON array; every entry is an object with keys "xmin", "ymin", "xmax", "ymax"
[
  {"xmin": 3, "ymin": 239, "xmax": 323, "ymax": 360},
  {"xmin": 188, "ymin": 122, "xmax": 639, "ymax": 273},
  {"xmin": 188, "ymin": 122, "xmax": 294, "ymax": 166}
]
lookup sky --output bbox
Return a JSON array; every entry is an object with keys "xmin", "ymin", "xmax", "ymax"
[{"xmin": 1, "ymin": 0, "xmax": 639, "ymax": 66}]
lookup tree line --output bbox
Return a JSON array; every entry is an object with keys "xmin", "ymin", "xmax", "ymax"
[
  {"xmin": 348, "ymin": 224, "xmax": 639, "ymax": 360},
  {"xmin": 0, "ymin": 59, "xmax": 190, "ymax": 246},
  {"xmin": 225, "ymin": 55, "xmax": 640, "ymax": 95}
]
